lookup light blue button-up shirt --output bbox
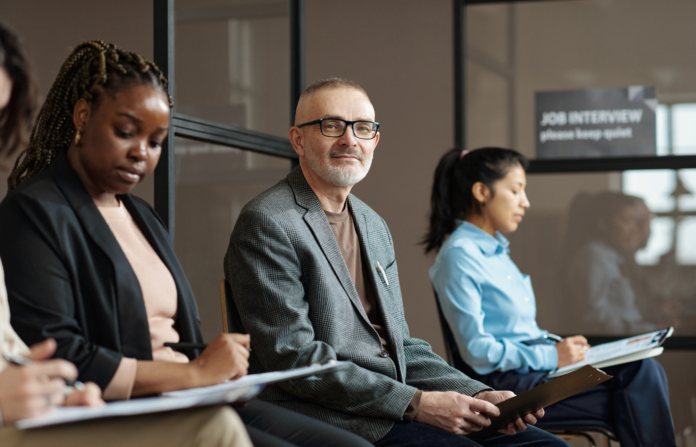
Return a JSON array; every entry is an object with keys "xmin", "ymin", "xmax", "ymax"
[{"xmin": 430, "ymin": 221, "xmax": 558, "ymax": 375}]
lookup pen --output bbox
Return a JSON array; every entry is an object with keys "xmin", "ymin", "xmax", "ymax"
[
  {"xmin": 164, "ymin": 342, "xmax": 252, "ymax": 352},
  {"xmin": 544, "ymin": 333, "xmax": 563, "ymax": 343},
  {"xmin": 3, "ymin": 352, "xmax": 85, "ymax": 391}
]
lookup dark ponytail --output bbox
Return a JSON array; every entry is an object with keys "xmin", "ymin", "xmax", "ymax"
[{"xmin": 423, "ymin": 147, "xmax": 529, "ymax": 254}]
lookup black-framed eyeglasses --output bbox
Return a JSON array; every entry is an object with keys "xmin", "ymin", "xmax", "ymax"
[{"xmin": 296, "ymin": 118, "xmax": 380, "ymax": 140}]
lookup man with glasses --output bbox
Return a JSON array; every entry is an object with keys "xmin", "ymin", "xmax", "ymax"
[{"xmin": 224, "ymin": 78, "xmax": 565, "ymax": 447}]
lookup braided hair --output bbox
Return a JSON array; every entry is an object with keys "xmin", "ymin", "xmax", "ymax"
[
  {"xmin": 8, "ymin": 40, "xmax": 172, "ymax": 191},
  {"xmin": 423, "ymin": 147, "xmax": 529, "ymax": 254}
]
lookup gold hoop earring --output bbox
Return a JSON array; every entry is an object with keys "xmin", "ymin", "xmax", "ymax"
[{"xmin": 74, "ymin": 129, "xmax": 82, "ymax": 146}]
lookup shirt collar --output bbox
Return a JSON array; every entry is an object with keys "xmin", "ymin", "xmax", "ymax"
[{"xmin": 455, "ymin": 220, "xmax": 510, "ymax": 255}]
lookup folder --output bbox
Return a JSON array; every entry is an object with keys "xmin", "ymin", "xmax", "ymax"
[{"xmin": 472, "ymin": 365, "xmax": 612, "ymax": 438}]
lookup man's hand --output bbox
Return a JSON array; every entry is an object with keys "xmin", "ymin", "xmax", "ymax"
[
  {"xmin": 475, "ymin": 390, "xmax": 545, "ymax": 435},
  {"xmin": 555, "ymin": 335, "xmax": 589, "ymax": 368},
  {"xmin": 190, "ymin": 333, "xmax": 251, "ymax": 387},
  {"xmin": 0, "ymin": 339, "xmax": 77, "ymax": 424},
  {"xmin": 414, "ymin": 391, "xmax": 500, "ymax": 435}
]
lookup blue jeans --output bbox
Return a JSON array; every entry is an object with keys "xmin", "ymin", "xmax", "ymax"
[{"xmin": 374, "ymin": 423, "xmax": 568, "ymax": 447}]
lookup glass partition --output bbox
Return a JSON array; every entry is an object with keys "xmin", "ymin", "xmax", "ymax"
[
  {"xmin": 174, "ymin": 137, "xmax": 290, "ymax": 341},
  {"xmin": 509, "ymin": 170, "xmax": 696, "ymax": 337},
  {"xmin": 466, "ymin": 0, "xmax": 696, "ymax": 160},
  {"xmin": 174, "ymin": 0, "xmax": 290, "ymax": 138}
]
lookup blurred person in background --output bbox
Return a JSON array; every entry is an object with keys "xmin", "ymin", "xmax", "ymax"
[{"xmin": 564, "ymin": 191, "xmax": 680, "ymax": 335}]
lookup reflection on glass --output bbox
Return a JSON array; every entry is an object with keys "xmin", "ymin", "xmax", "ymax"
[
  {"xmin": 466, "ymin": 3, "xmax": 510, "ymax": 66},
  {"xmin": 505, "ymin": 171, "xmax": 695, "ymax": 339},
  {"xmin": 467, "ymin": 61, "xmax": 511, "ymax": 149},
  {"xmin": 635, "ymin": 217, "xmax": 673, "ymax": 266},
  {"xmin": 174, "ymin": 0, "xmax": 290, "ymax": 137},
  {"xmin": 174, "ymin": 137, "xmax": 290, "ymax": 341},
  {"xmin": 623, "ymin": 170, "xmax": 674, "ymax": 212},
  {"xmin": 466, "ymin": 0, "xmax": 696, "ymax": 159},
  {"xmin": 466, "ymin": 0, "xmax": 696, "ymax": 439},
  {"xmin": 562, "ymin": 192, "xmax": 666, "ymax": 335},
  {"xmin": 656, "ymin": 105, "xmax": 669, "ymax": 156},
  {"xmin": 673, "ymin": 104, "xmax": 696, "ymax": 155},
  {"xmin": 625, "ymin": 169, "xmax": 696, "ymax": 265}
]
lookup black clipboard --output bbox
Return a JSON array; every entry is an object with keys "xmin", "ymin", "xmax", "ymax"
[{"xmin": 472, "ymin": 365, "xmax": 612, "ymax": 438}]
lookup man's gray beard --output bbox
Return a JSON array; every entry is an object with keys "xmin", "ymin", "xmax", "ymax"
[{"xmin": 305, "ymin": 149, "xmax": 372, "ymax": 187}]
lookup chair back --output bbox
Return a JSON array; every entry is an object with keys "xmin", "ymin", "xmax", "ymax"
[
  {"xmin": 432, "ymin": 286, "xmax": 619, "ymax": 444},
  {"xmin": 432, "ymin": 287, "xmax": 482, "ymax": 380},
  {"xmin": 219, "ymin": 279, "xmax": 248, "ymax": 334}
]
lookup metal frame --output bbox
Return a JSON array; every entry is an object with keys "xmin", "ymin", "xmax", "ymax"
[
  {"xmin": 173, "ymin": 114, "xmax": 295, "ymax": 159},
  {"xmin": 153, "ymin": 0, "xmax": 176, "ymax": 235},
  {"xmin": 453, "ymin": 0, "xmax": 467, "ymax": 149},
  {"xmin": 290, "ymin": 0, "xmax": 304, "ymax": 169},
  {"xmin": 456, "ymin": 0, "xmax": 696, "ymax": 349},
  {"xmin": 528, "ymin": 155, "xmax": 696, "ymax": 174},
  {"xmin": 290, "ymin": 0, "xmax": 305, "ymax": 126},
  {"xmin": 152, "ymin": 0, "xmax": 302, "ymax": 237}
]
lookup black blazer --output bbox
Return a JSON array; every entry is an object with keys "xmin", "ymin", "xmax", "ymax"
[{"xmin": 0, "ymin": 152, "xmax": 203, "ymax": 390}]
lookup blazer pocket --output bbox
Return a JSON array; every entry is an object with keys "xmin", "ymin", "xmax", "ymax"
[{"xmin": 375, "ymin": 259, "xmax": 395, "ymax": 287}]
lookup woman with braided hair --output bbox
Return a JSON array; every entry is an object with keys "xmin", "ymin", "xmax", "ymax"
[
  {"xmin": 0, "ymin": 39, "xmax": 372, "ymax": 447},
  {"xmin": 0, "ymin": 34, "xmax": 253, "ymax": 447}
]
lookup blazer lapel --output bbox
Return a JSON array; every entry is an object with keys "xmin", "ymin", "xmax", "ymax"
[
  {"xmin": 287, "ymin": 169, "xmax": 371, "ymax": 325},
  {"xmin": 350, "ymin": 197, "xmax": 406, "ymax": 379},
  {"xmin": 50, "ymin": 153, "xmax": 152, "ymax": 360}
]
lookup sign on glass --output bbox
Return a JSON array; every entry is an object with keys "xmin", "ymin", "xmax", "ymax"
[{"xmin": 535, "ymin": 86, "xmax": 657, "ymax": 159}]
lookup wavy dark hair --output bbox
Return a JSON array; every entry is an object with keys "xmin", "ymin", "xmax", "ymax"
[
  {"xmin": 423, "ymin": 147, "xmax": 529, "ymax": 253},
  {"xmin": 0, "ymin": 22, "xmax": 40, "ymax": 164}
]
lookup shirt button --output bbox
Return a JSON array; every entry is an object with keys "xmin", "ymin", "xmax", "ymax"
[
  {"xmin": 507, "ymin": 276, "xmax": 512, "ymax": 280},
  {"xmin": 379, "ymin": 350, "xmax": 390, "ymax": 358},
  {"xmin": 524, "ymin": 297, "xmax": 529, "ymax": 302}
]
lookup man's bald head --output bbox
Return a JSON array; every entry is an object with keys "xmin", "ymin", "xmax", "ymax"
[{"xmin": 294, "ymin": 77, "xmax": 370, "ymax": 126}]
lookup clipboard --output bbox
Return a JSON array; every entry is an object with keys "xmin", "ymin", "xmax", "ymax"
[
  {"xmin": 16, "ymin": 361, "xmax": 348, "ymax": 430},
  {"xmin": 472, "ymin": 365, "xmax": 612, "ymax": 438},
  {"xmin": 548, "ymin": 327, "xmax": 673, "ymax": 378}
]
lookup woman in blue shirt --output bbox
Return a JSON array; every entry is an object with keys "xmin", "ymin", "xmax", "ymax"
[{"xmin": 425, "ymin": 147, "xmax": 675, "ymax": 446}]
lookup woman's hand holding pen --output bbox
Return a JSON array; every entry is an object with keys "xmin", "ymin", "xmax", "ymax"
[
  {"xmin": 0, "ymin": 338, "xmax": 103, "ymax": 423},
  {"xmin": 190, "ymin": 333, "xmax": 251, "ymax": 388},
  {"xmin": 64, "ymin": 382, "xmax": 104, "ymax": 408},
  {"xmin": 555, "ymin": 335, "xmax": 590, "ymax": 368}
]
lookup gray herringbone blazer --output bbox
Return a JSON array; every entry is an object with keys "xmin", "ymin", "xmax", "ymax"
[{"xmin": 224, "ymin": 167, "xmax": 489, "ymax": 442}]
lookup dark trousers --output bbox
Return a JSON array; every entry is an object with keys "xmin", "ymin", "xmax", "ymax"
[
  {"xmin": 374, "ymin": 423, "xmax": 568, "ymax": 447},
  {"xmin": 480, "ymin": 359, "xmax": 676, "ymax": 447},
  {"xmin": 236, "ymin": 399, "xmax": 373, "ymax": 447}
]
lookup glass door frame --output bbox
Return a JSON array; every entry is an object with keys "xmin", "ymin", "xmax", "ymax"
[{"xmin": 152, "ymin": 0, "xmax": 302, "ymax": 236}]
